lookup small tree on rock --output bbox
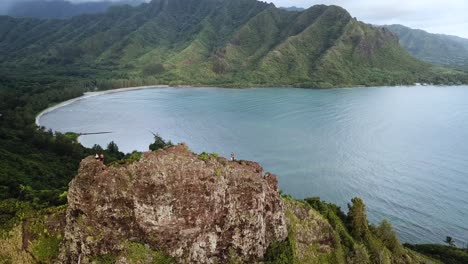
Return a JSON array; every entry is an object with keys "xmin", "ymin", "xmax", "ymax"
[
  {"xmin": 376, "ymin": 220, "xmax": 403, "ymax": 254},
  {"xmin": 347, "ymin": 197, "xmax": 369, "ymax": 241},
  {"xmin": 149, "ymin": 134, "xmax": 172, "ymax": 152},
  {"xmin": 347, "ymin": 244, "xmax": 370, "ymax": 264}
]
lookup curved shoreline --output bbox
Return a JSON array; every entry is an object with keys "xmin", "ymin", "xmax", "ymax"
[
  {"xmin": 34, "ymin": 84, "xmax": 300, "ymax": 127},
  {"xmin": 35, "ymin": 83, "xmax": 438, "ymax": 127},
  {"xmin": 35, "ymin": 85, "xmax": 170, "ymax": 127}
]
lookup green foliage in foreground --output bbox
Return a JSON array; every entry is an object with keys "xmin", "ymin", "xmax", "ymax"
[
  {"xmin": 275, "ymin": 196, "xmax": 440, "ymax": 264},
  {"xmin": 0, "ymin": 205, "xmax": 66, "ymax": 263},
  {"xmin": 31, "ymin": 235, "xmax": 62, "ymax": 262},
  {"xmin": 0, "ymin": 74, "xmax": 138, "ymax": 228},
  {"xmin": 405, "ymin": 244, "xmax": 468, "ymax": 264},
  {"xmin": 198, "ymin": 152, "xmax": 220, "ymax": 162},
  {"xmin": 122, "ymin": 241, "xmax": 175, "ymax": 264},
  {"xmin": 149, "ymin": 134, "xmax": 173, "ymax": 152},
  {"xmin": 0, "ymin": 76, "xmax": 90, "ymax": 207},
  {"xmin": 264, "ymin": 238, "xmax": 294, "ymax": 264}
]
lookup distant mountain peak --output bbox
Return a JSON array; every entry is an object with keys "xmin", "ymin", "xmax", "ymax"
[
  {"xmin": 385, "ymin": 24, "xmax": 468, "ymax": 68},
  {"xmin": 280, "ymin": 6, "xmax": 305, "ymax": 12}
]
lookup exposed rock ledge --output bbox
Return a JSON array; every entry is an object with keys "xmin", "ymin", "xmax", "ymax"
[{"xmin": 58, "ymin": 144, "xmax": 288, "ymax": 263}]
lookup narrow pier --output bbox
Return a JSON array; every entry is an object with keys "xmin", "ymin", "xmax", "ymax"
[{"xmin": 79, "ymin": 132, "xmax": 113, "ymax": 136}]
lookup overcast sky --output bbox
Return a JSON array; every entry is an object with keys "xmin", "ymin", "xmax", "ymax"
[
  {"xmin": 271, "ymin": 0, "xmax": 468, "ymax": 38},
  {"xmin": 1, "ymin": 0, "xmax": 467, "ymax": 38}
]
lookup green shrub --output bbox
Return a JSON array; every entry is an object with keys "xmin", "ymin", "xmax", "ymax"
[
  {"xmin": 264, "ymin": 239, "xmax": 294, "ymax": 264},
  {"xmin": 126, "ymin": 242, "xmax": 150, "ymax": 263},
  {"xmin": 404, "ymin": 243, "xmax": 468, "ymax": 264},
  {"xmin": 198, "ymin": 152, "xmax": 211, "ymax": 161},
  {"xmin": 124, "ymin": 242, "xmax": 175, "ymax": 264},
  {"xmin": 31, "ymin": 235, "xmax": 61, "ymax": 262},
  {"xmin": 0, "ymin": 199, "xmax": 32, "ymax": 233},
  {"xmin": 375, "ymin": 220, "xmax": 402, "ymax": 255},
  {"xmin": 149, "ymin": 134, "xmax": 172, "ymax": 152},
  {"xmin": 304, "ymin": 197, "xmax": 354, "ymax": 250},
  {"xmin": 93, "ymin": 254, "xmax": 117, "ymax": 264},
  {"xmin": 111, "ymin": 151, "xmax": 143, "ymax": 167},
  {"xmin": 152, "ymin": 251, "xmax": 176, "ymax": 264},
  {"xmin": 347, "ymin": 244, "xmax": 370, "ymax": 264}
]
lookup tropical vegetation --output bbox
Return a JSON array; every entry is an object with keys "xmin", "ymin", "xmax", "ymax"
[
  {"xmin": 0, "ymin": 0, "xmax": 467, "ymax": 262},
  {"xmin": 1, "ymin": 0, "xmax": 468, "ymax": 90}
]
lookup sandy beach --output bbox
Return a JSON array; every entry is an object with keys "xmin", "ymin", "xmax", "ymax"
[{"xmin": 35, "ymin": 85, "xmax": 170, "ymax": 127}]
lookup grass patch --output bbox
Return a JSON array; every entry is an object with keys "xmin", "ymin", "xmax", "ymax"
[
  {"xmin": 198, "ymin": 152, "xmax": 220, "ymax": 162},
  {"xmin": 31, "ymin": 235, "xmax": 62, "ymax": 262},
  {"xmin": 124, "ymin": 241, "xmax": 175, "ymax": 264},
  {"xmin": 264, "ymin": 239, "xmax": 294, "ymax": 264},
  {"xmin": 215, "ymin": 168, "xmax": 222, "ymax": 178}
]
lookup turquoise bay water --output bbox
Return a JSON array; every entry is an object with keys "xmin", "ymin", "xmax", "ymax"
[{"xmin": 40, "ymin": 86, "xmax": 468, "ymax": 244}]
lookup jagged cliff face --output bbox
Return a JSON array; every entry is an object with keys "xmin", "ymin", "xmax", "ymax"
[{"xmin": 58, "ymin": 144, "xmax": 287, "ymax": 263}]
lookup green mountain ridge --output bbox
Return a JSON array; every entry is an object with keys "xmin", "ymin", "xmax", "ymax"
[
  {"xmin": 385, "ymin": 24, "xmax": 468, "ymax": 69},
  {"xmin": 3, "ymin": 0, "xmax": 147, "ymax": 19},
  {"xmin": 1, "ymin": 0, "xmax": 467, "ymax": 88}
]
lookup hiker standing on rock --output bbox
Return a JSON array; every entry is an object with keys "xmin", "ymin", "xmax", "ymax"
[
  {"xmin": 99, "ymin": 154, "xmax": 105, "ymax": 163},
  {"xmin": 231, "ymin": 152, "xmax": 235, "ymax": 161}
]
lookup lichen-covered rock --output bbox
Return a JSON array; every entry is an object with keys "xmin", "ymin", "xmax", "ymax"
[
  {"xmin": 58, "ymin": 144, "xmax": 287, "ymax": 263},
  {"xmin": 283, "ymin": 198, "xmax": 339, "ymax": 263}
]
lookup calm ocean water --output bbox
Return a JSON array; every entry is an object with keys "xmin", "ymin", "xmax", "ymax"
[{"xmin": 40, "ymin": 86, "xmax": 468, "ymax": 244}]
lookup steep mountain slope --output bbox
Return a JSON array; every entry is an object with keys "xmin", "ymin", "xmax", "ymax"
[
  {"xmin": 0, "ymin": 0, "xmax": 466, "ymax": 88},
  {"xmin": 386, "ymin": 24, "xmax": 468, "ymax": 69}
]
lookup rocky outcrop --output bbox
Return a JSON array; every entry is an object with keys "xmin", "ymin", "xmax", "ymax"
[
  {"xmin": 58, "ymin": 144, "xmax": 287, "ymax": 263},
  {"xmin": 283, "ymin": 198, "xmax": 338, "ymax": 263}
]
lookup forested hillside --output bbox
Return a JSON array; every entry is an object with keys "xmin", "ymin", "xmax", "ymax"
[
  {"xmin": 386, "ymin": 24, "xmax": 468, "ymax": 69},
  {"xmin": 1, "ymin": 0, "xmax": 467, "ymax": 88}
]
